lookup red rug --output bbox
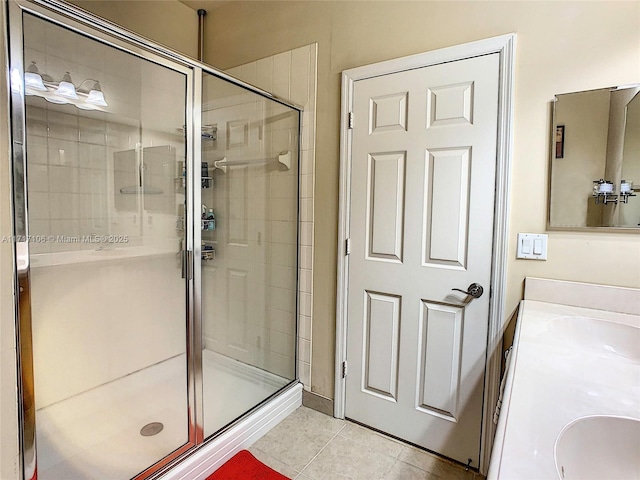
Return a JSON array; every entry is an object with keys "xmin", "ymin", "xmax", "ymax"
[{"xmin": 206, "ymin": 450, "xmax": 290, "ymax": 480}]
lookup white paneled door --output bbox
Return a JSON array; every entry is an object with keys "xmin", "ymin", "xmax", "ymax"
[{"xmin": 345, "ymin": 53, "xmax": 500, "ymax": 467}]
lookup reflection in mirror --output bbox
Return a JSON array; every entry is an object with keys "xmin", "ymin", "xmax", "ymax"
[
  {"xmin": 549, "ymin": 84, "xmax": 640, "ymax": 230},
  {"xmin": 621, "ymin": 93, "xmax": 640, "ymax": 226}
]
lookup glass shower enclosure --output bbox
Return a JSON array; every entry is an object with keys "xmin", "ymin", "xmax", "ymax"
[{"xmin": 6, "ymin": 1, "xmax": 300, "ymax": 479}]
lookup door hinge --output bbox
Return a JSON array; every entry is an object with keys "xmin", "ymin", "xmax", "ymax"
[
  {"xmin": 348, "ymin": 112, "xmax": 353, "ymax": 129},
  {"xmin": 342, "ymin": 361, "xmax": 347, "ymax": 378},
  {"xmin": 345, "ymin": 238, "xmax": 351, "ymax": 255}
]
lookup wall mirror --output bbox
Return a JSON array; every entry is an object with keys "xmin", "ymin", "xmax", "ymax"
[{"xmin": 549, "ymin": 84, "xmax": 640, "ymax": 231}]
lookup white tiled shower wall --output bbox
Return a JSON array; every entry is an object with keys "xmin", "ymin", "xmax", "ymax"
[
  {"xmin": 200, "ymin": 86, "xmax": 300, "ymax": 380},
  {"xmin": 226, "ymin": 44, "xmax": 317, "ymax": 390},
  {"xmin": 25, "ymin": 103, "xmax": 185, "ymax": 256}
]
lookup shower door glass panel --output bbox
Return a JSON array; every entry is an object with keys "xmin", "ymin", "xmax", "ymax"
[
  {"xmin": 22, "ymin": 13, "xmax": 190, "ymax": 479},
  {"xmin": 200, "ymin": 72, "xmax": 299, "ymax": 437}
]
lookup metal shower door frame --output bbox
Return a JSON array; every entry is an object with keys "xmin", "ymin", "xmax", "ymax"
[{"xmin": 6, "ymin": 1, "xmax": 200, "ymax": 478}]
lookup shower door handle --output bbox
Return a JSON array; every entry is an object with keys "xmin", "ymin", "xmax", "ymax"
[
  {"xmin": 181, "ymin": 250, "xmax": 193, "ymax": 280},
  {"xmin": 16, "ymin": 241, "xmax": 29, "ymax": 274}
]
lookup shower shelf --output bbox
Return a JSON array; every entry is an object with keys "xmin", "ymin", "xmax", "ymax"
[
  {"xmin": 178, "ymin": 124, "xmax": 217, "ymax": 140},
  {"xmin": 201, "ymin": 219, "xmax": 215, "ymax": 231},
  {"xmin": 173, "ymin": 176, "xmax": 213, "ymax": 189},
  {"xmin": 120, "ymin": 185, "xmax": 163, "ymax": 195}
]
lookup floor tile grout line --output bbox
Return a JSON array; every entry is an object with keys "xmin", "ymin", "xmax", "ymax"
[
  {"xmin": 297, "ymin": 422, "xmax": 347, "ymax": 477},
  {"xmin": 251, "ymin": 446, "xmax": 303, "ymax": 479},
  {"xmin": 377, "ymin": 456, "xmax": 401, "ymax": 480},
  {"xmin": 341, "ymin": 419, "xmax": 408, "ymax": 461},
  {"xmin": 300, "ymin": 420, "xmax": 412, "ymax": 480},
  {"xmin": 346, "ymin": 420, "xmax": 476, "ymax": 478}
]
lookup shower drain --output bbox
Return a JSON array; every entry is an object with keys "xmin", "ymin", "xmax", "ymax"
[{"xmin": 140, "ymin": 422, "xmax": 164, "ymax": 437}]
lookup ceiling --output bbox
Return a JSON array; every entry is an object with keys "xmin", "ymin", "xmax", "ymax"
[{"xmin": 178, "ymin": 0, "xmax": 232, "ymax": 12}]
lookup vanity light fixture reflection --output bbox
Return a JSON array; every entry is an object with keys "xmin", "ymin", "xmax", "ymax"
[
  {"xmin": 77, "ymin": 79, "xmax": 108, "ymax": 108},
  {"xmin": 592, "ymin": 179, "xmax": 637, "ymax": 205},
  {"xmin": 24, "ymin": 61, "xmax": 46, "ymax": 91},
  {"xmin": 619, "ymin": 180, "xmax": 636, "ymax": 204},
  {"xmin": 24, "ymin": 61, "xmax": 108, "ymax": 110},
  {"xmin": 592, "ymin": 179, "xmax": 618, "ymax": 205},
  {"xmin": 55, "ymin": 71, "xmax": 78, "ymax": 99}
]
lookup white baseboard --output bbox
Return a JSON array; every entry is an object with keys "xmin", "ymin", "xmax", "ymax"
[{"xmin": 159, "ymin": 382, "xmax": 302, "ymax": 480}]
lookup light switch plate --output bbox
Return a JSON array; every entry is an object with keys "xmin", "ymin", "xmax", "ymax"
[{"xmin": 517, "ymin": 233, "xmax": 548, "ymax": 260}]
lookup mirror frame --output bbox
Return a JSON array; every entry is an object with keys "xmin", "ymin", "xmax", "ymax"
[{"xmin": 547, "ymin": 84, "xmax": 640, "ymax": 234}]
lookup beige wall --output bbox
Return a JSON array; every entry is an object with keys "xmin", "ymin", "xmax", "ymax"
[
  {"xmin": 201, "ymin": 1, "xmax": 640, "ymax": 399},
  {"xmin": 69, "ymin": 0, "xmax": 198, "ymax": 59}
]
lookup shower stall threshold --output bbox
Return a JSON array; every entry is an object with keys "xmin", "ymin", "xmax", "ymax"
[{"xmin": 157, "ymin": 382, "xmax": 302, "ymax": 480}]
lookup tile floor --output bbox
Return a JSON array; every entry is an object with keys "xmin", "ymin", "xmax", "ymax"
[{"xmin": 250, "ymin": 406, "xmax": 483, "ymax": 480}]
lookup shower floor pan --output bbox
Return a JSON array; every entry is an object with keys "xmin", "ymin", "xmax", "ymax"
[{"xmin": 35, "ymin": 350, "xmax": 289, "ymax": 480}]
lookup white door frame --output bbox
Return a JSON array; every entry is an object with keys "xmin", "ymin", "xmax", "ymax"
[{"xmin": 334, "ymin": 33, "xmax": 516, "ymax": 474}]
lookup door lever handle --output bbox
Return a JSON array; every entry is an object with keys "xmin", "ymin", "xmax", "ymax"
[{"xmin": 452, "ymin": 283, "xmax": 484, "ymax": 299}]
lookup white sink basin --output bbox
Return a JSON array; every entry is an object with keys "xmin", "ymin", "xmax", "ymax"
[
  {"xmin": 549, "ymin": 316, "xmax": 640, "ymax": 362},
  {"xmin": 555, "ymin": 415, "xmax": 640, "ymax": 479}
]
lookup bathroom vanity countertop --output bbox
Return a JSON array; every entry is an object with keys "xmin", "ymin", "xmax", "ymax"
[{"xmin": 488, "ymin": 299, "xmax": 640, "ymax": 479}]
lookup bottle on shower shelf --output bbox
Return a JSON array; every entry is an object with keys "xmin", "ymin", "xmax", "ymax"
[
  {"xmin": 207, "ymin": 209, "xmax": 216, "ymax": 231},
  {"xmin": 201, "ymin": 204, "xmax": 208, "ymax": 231},
  {"xmin": 201, "ymin": 162, "xmax": 211, "ymax": 188}
]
